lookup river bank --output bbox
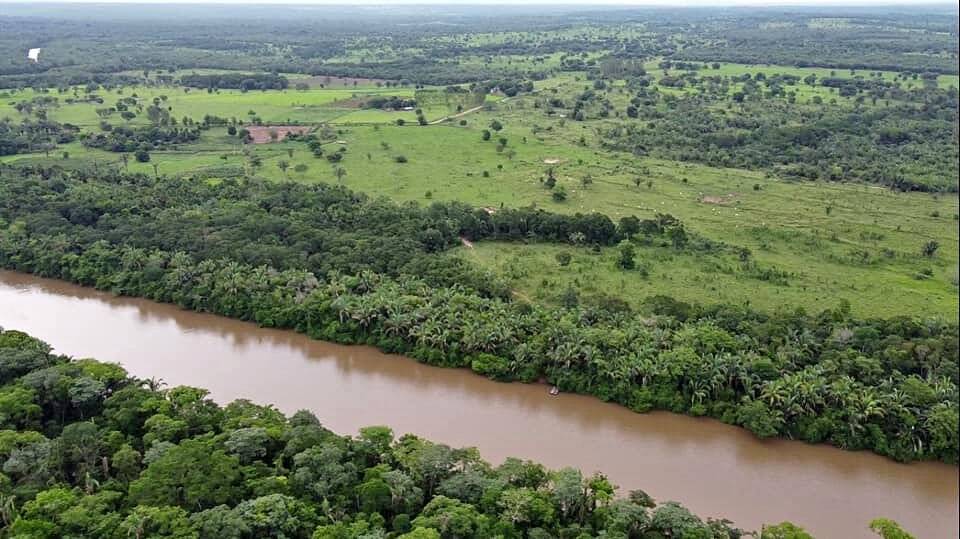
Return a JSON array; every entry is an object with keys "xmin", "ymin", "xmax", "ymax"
[{"xmin": 1, "ymin": 269, "xmax": 957, "ymax": 538}]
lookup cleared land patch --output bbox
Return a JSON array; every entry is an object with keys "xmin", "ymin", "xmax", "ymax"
[{"xmin": 246, "ymin": 125, "xmax": 312, "ymax": 144}]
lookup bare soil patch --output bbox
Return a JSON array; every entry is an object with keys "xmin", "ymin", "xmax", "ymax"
[
  {"xmin": 699, "ymin": 193, "xmax": 739, "ymax": 205},
  {"xmin": 246, "ymin": 125, "xmax": 311, "ymax": 144}
]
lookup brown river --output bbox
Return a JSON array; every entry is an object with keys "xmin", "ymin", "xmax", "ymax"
[{"xmin": 0, "ymin": 270, "xmax": 956, "ymax": 538}]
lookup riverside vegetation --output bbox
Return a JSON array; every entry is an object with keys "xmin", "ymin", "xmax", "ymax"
[
  {"xmin": 0, "ymin": 4, "xmax": 957, "ymax": 538},
  {"xmin": 0, "ymin": 169, "xmax": 955, "ymax": 466},
  {"xmin": 0, "ymin": 327, "xmax": 921, "ymax": 538}
]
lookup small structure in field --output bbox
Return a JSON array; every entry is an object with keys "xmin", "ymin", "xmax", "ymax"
[
  {"xmin": 27, "ymin": 48, "xmax": 41, "ymax": 63},
  {"xmin": 245, "ymin": 125, "xmax": 310, "ymax": 144}
]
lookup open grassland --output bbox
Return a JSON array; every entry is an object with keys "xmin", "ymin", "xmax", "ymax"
[
  {"xmin": 3, "ymin": 64, "xmax": 957, "ymax": 319},
  {"xmin": 0, "ymin": 85, "xmax": 419, "ymax": 127},
  {"xmin": 12, "ymin": 114, "xmax": 952, "ymax": 318},
  {"xmin": 279, "ymin": 120, "xmax": 956, "ymax": 318}
]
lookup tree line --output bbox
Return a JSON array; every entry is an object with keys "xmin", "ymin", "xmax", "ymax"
[
  {"xmin": 81, "ymin": 125, "xmax": 201, "ymax": 154},
  {"xmin": 0, "ymin": 169, "xmax": 955, "ymax": 465},
  {"xmin": 4, "ymin": 327, "xmax": 923, "ymax": 538},
  {"xmin": 0, "ymin": 118, "xmax": 78, "ymax": 157},
  {"xmin": 178, "ymin": 73, "xmax": 289, "ymax": 91}
]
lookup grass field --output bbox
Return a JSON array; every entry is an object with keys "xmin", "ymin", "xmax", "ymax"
[
  {"xmin": 3, "ymin": 64, "xmax": 957, "ymax": 319},
  {"xmin": 0, "ymin": 85, "xmax": 419, "ymax": 127}
]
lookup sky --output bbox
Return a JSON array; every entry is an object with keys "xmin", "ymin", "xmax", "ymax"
[{"xmin": 0, "ymin": 0, "xmax": 951, "ymax": 5}]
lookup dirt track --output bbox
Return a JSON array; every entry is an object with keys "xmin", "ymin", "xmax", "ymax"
[{"xmin": 429, "ymin": 105, "xmax": 485, "ymax": 125}]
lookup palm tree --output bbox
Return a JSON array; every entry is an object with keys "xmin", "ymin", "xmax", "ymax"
[{"xmin": 141, "ymin": 377, "xmax": 166, "ymax": 391}]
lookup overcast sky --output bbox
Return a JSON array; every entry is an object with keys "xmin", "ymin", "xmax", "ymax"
[{"xmin": 0, "ymin": 0, "xmax": 951, "ymax": 5}]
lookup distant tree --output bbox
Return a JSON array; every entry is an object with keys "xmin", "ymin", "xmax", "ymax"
[
  {"xmin": 335, "ymin": 167, "xmax": 347, "ymax": 182},
  {"xmin": 489, "ymin": 120, "xmax": 503, "ymax": 131},
  {"xmin": 869, "ymin": 519, "xmax": 916, "ymax": 539},
  {"xmin": 617, "ymin": 216, "xmax": 640, "ymax": 238},
  {"xmin": 561, "ymin": 286, "xmax": 579, "ymax": 308},
  {"xmin": 922, "ymin": 240, "xmax": 939, "ymax": 257},
  {"xmin": 544, "ymin": 167, "xmax": 557, "ymax": 189},
  {"xmin": 277, "ymin": 160, "xmax": 290, "ymax": 177},
  {"xmin": 481, "ymin": 129, "xmax": 491, "ymax": 141},
  {"xmin": 761, "ymin": 522, "xmax": 814, "ymax": 539},
  {"xmin": 616, "ymin": 240, "xmax": 636, "ymax": 270}
]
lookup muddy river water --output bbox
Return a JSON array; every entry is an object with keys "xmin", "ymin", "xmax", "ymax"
[{"xmin": 0, "ymin": 270, "xmax": 956, "ymax": 538}]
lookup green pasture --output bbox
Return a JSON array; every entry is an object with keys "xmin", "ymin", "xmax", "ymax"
[
  {"xmin": 217, "ymin": 113, "xmax": 958, "ymax": 318},
  {"xmin": 2, "ymin": 70, "xmax": 957, "ymax": 319},
  {"xmin": 1, "ymin": 85, "xmax": 418, "ymax": 127}
]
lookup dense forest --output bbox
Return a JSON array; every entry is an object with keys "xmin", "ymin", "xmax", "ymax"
[
  {"xmin": 2, "ymin": 326, "xmax": 923, "ymax": 538},
  {"xmin": 0, "ymin": 168, "xmax": 956, "ymax": 465},
  {"xmin": 2, "ymin": 6, "xmax": 956, "ymax": 89},
  {"xmin": 0, "ymin": 5, "xmax": 956, "ymax": 536},
  {"xmin": 594, "ymin": 73, "xmax": 959, "ymax": 191}
]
